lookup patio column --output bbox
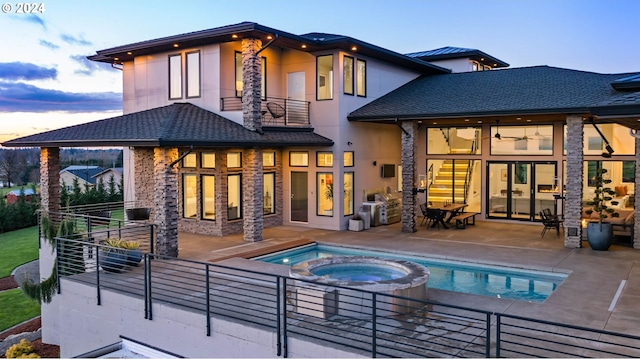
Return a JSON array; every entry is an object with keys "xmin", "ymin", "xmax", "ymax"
[
  {"xmin": 154, "ymin": 147, "xmax": 179, "ymax": 257},
  {"xmin": 564, "ymin": 115, "xmax": 584, "ymax": 248},
  {"xmin": 40, "ymin": 147, "xmax": 60, "ymax": 215},
  {"xmin": 243, "ymin": 148, "xmax": 263, "ymax": 242},
  {"xmin": 242, "ymin": 37, "xmax": 263, "ymax": 133},
  {"xmin": 634, "ymin": 136, "xmax": 640, "ymax": 249},
  {"xmin": 401, "ymin": 121, "xmax": 418, "ymax": 233}
]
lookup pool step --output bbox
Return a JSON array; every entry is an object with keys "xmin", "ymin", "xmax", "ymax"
[{"xmin": 207, "ymin": 238, "xmax": 315, "ymax": 263}]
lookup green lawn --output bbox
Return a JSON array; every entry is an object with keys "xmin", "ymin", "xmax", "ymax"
[
  {"xmin": 0, "ymin": 288, "xmax": 40, "ymax": 331},
  {"xmin": 0, "ymin": 226, "xmax": 39, "ymax": 278}
]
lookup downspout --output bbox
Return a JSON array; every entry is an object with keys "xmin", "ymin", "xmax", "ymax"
[
  {"xmin": 256, "ymin": 33, "xmax": 278, "ymax": 56},
  {"xmin": 395, "ymin": 118, "xmax": 410, "ymax": 136},
  {"xmin": 167, "ymin": 145, "xmax": 194, "ymax": 169}
]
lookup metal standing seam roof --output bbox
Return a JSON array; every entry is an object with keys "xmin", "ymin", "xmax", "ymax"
[
  {"xmin": 405, "ymin": 46, "xmax": 509, "ymax": 68},
  {"xmin": 348, "ymin": 66, "xmax": 640, "ymax": 120},
  {"xmin": 1, "ymin": 103, "xmax": 334, "ymax": 148}
]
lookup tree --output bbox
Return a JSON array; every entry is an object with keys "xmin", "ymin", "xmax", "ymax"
[{"xmin": 0, "ymin": 149, "xmax": 25, "ymax": 187}]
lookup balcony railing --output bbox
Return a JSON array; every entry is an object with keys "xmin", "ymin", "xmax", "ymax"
[
  {"xmin": 220, "ymin": 96, "xmax": 310, "ymax": 127},
  {"xmin": 52, "ymin": 234, "xmax": 640, "ymax": 358}
]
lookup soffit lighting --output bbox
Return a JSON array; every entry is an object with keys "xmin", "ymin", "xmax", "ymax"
[
  {"xmin": 173, "ymin": 43, "xmax": 179, "ymax": 48},
  {"xmin": 351, "ymin": 46, "xmax": 357, "ymax": 51},
  {"xmin": 232, "ymin": 34, "xmax": 238, "ymax": 39},
  {"xmin": 266, "ymin": 35, "xmax": 273, "ymax": 40},
  {"xmin": 301, "ymin": 44, "xmax": 307, "ymax": 49},
  {"xmin": 480, "ymin": 57, "xmax": 485, "ymax": 61},
  {"xmin": 464, "ymin": 119, "xmax": 469, "ymax": 122},
  {"xmin": 114, "ymin": 57, "xmax": 119, "ymax": 61},
  {"xmin": 126, "ymin": 52, "xmax": 132, "ymax": 55}
]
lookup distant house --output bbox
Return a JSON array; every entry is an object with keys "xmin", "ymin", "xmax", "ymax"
[
  {"xmin": 5, "ymin": 188, "xmax": 36, "ymax": 204},
  {"xmin": 93, "ymin": 167, "xmax": 123, "ymax": 187},
  {"xmin": 59, "ymin": 165, "xmax": 105, "ymax": 191}
]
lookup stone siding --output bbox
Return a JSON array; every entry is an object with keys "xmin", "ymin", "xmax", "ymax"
[
  {"xmin": 635, "ymin": 136, "xmax": 640, "ymax": 249},
  {"xmin": 564, "ymin": 116, "xmax": 583, "ymax": 248},
  {"xmin": 400, "ymin": 121, "xmax": 418, "ymax": 233},
  {"xmin": 243, "ymin": 148, "xmax": 263, "ymax": 242},
  {"xmin": 154, "ymin": 147, "xmax": 179, "ymax": 257},
  {"xmin": 40, "ymin": 148, "xmax": 60, "ymax": 215},
  {"xmin": 242, "ymin": 38, "xmax": 262, "ymax": 133},
  {"xmin": 132, "ymin": 147, "xmax": 155, "ymax": 221}
]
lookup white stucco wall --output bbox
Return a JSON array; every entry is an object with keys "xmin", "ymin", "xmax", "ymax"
[{"xmin": 56, "ymin": 280, "xmax": 365, "ymax": 358}]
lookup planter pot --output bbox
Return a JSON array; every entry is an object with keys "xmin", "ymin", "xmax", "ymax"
[
  {"xmin": 99, "ymin": 249, "xmax": 127, "ymax": 272},
  {"xmin": 349, "ymin": 219, "xmax": 364, "ymax": 231},
  {"xmin": 126, "ymin": 208, "xmax": 150, "ymax": 221},
  {"xmin": 126, "ymin": 249, "xmax": 143, "ymax": 267},
  {"xmin": 586, "ymin": 222, "xmax": 613, "ymax": 251}
]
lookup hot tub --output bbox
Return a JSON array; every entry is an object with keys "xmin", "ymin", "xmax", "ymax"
[{"xmin": 289, "ymin": 256, "xmax": 429, "ymax": 318}]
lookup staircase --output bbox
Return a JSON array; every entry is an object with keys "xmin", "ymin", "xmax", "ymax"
[{"xmin": 428, "ymin": 160, "xmax": 470, "ymax": 203}]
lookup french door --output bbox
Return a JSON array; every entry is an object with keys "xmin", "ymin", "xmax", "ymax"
[{"xmin": 487, "ymin": 162, "xmax": 557, "ymax": 221}]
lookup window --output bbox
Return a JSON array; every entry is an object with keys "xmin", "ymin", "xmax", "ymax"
[
  {"xmin": 490, "ymin": 125, "xmax": 552, "ymax": 155},
  {"xmin": 623, "ymin": 161, "xmax": 635, "ymax": 183},
  {"xmin": 344, "ymin": 172, "xmax": 354, "ymax": 216},
  {"xmin": 169, "ymin": 54, "xmax": 182, "ymax": 99},
  {"xmin": 264, "ymin": 172, "xmax": 275, "ymax": 215},
  {"xmin": 227, "ymin": 152, "xmax": 242, "ymax": 168},
  {"xmin": 183, "ymin": 174, "xmax": 197, "ymax": 218},
  {"xmin": 356, "ymin": 59, "xmax": 366, "ymax": 97},
  {"xmin": 263, "ymin": 151, "xmax": 275, "ymax": 167},
  {"xmin": 186, "ymin": 51, "xmax": 200, "ymax": 98},
  {"xmin": 344, "ymin": 151, "xmax": 354, "ymax": 167},
  {"xmin": 317, "ymin": 172, "xmax": 333, "ymax": 216},
  {"xmin": 201, "ymin": 153, "xmax": 215, "ymax": 168},
  {"xmin": 343, "ymin": 56, "xmax": 354, "ymax": 95},
  {"xmin": 183, "ymin": 153, "xmax": 196, "ymax": 168},
  {"xmin": 227, "ymin": 174, "xmax": 241, "ymax": 220},
  {"xmin": 317, "ymin": 152, "xmax": 333, "ymax": 167},
  {"xmin": 235, "ymin": 52, "xmax": 267, "ymax": 99},
  {"xmin": 202, "ymin": 175, "xmax": 215, "ymax": 220},
  {"xmin": 289, "ymin": 151, "xmax": 308, "ymax": 167},
  {"xmin": 316, "ymin": 55, "xmax": 333, "ymax": 100}
]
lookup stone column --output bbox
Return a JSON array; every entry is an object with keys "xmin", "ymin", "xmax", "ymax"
[
  {"xmin": 154, "ymin": 147, "xmax": 179, "ymax": 257},
  {"xmin": 133, "ymin": 148, "xmax": 155, "ymax": 219},
  {"xmin": 564, "ymin": 115, "xmax": 583, "ymax": 248},
  {"xmin": 242, "ymin": 38, "xmax": 263, "ymax": 133},
  {"xmin": 634, "ymin": 135, "xmax": 640, "ymax": 249},
  {"xmin": 40, "ymin": 147, "xmax": 60, "ymax": 215},
  {"xmin": 243, "ymin": 148, "xmax": 263, "ymax": 242},
  {"xmin": 401, "ymin": 121, "xmax": 418, "ymax": 233}
]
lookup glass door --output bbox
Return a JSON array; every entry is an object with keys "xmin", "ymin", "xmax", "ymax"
[{"xmin": 487, "ymin": 162, "xmax": 532, "ymax": 220}]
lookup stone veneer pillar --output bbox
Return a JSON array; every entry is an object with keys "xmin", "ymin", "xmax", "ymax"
[
  {"xmin": 400, "ymin": 121, "xmax": 418, "ymax": 233},
  {"xmin": 243, "ymin": 148, "xmax": 263, "ymax": 242},
  {"xmin": 242, "ymin": 38, "xmax": 263, "ymax": 133},
  {"xmin": 40, "ymin": 147, "xmax": 61, "ymax": 215},
  {"xmin": 564, "ymin": 115, "xmax": 584, "ymax": 248},
  {"xmin": 133, "ymin": 148, "xmax": 155, "ymax": 219},
  {"xmin": 634, "ymin": 136, "xmax": 640, "ymax": 249},
  {"xmin": 154, "ymin": 148, "xmax": 179, "ymax": 257}
]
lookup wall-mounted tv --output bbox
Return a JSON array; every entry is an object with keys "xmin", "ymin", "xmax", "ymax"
[{"xmin": 381, "ymin": 164, "xmax": 395, "ymax": 178}]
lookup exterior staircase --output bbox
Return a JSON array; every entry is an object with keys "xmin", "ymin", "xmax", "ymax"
[{"xmin": 428, "ymin": 160, "xmax": 470, "ymax": 203}]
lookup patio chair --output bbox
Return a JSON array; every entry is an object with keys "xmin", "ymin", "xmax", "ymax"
[
  {"xmin": 425, "ymin": 208, "xmax": 448, "ymax": 230},
  {"xmin": 265, "ymin": 102, "xmax": 285, "ymax": 124},
  {"xmin": 540, "ymin": 209, "xmax": 562, "ymax": 237}
]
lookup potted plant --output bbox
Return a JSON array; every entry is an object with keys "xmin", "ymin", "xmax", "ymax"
[
  {"xmin": 99, "ymin": 238, "xmax": 127, "ymax": 272},
  {"xmin": 349, "ymin": 213, "xmax": 364, "ymax": 231},
  {"xmin": 121, "ymin": 240, "xmax": 143, "ymax": 267},
  {"xmin": 584, "ymin": 167, "xmax": 619, "ymax": 250}
]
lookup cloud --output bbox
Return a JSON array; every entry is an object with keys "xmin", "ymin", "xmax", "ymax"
[
  {"xmin": 0, "ymin": 62, "xmax": 57, "ymax": 81},
  {"xmin": 60, "ymin": 33, "xmax": 92, "ymax": 46},
  {"xmin": 12, "ymin": 14, "xmax": 46, "ymax": 29},
  {"xmin": 0, "ymin": 81, "xmax": 121, "ymax": 113},
  {"xmin": 39, "ymin": 39, "xmax": 60, "ymax": 50},
  {"xmin": 70, "ymin": 55, "xmax": 113, "ymax": 75}
]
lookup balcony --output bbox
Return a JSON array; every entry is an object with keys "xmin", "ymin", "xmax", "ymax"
[{"xmin": 220, "ymin": 96, "xmax": 310, "ymax": 127}]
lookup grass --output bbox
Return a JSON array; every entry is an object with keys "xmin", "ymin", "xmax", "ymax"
[
  {"xmin": 0, "ymin": 226, "xmax": 39, "ymax": 278},
  {"xmin": 0, "ymin": 288, "xmax": 40, "ymax": 331}
]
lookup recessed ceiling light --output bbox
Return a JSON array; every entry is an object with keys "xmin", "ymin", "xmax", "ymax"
[
  {"xmin": 516, "ymin": 117, "xmax": 522, "ymax": 120},
  {"xmin": 526, "ymin": 119, "xmax": 531, "ymax": 122},
  {"xmin": 464, "ymin": 119, "xmax": 469, "ymax": 122},
  {"xmin": 480, "ymin": 57, "xmax": 485, "ymax": 61},
  {"xmin": 127, "ymin": 52, "xmax": 132, "ymax": 55},
  {"xmin": 301, "ymin": 44, "xmax": 307, "ymax": 48},
  {"xmin": 114, "ymin": 57, "xmax": 119, "ymax": 61},
  {"xmin": 231, "ymin": 34, "xmax": 238, "ymax": 39},
  {"xmin": 266, "ymin": 35, "xmax": 273, "ymax": 40},
  {"xmin": 351, "ymin": 46, "xmax": 357, "ymax": 51},
  {"xmin": 477, "ymin": 120, "xmax": 482, "ymax": 123},
  {"xmin": 173, "ymin": 43, "xmax": 179, "ymax": 48}
]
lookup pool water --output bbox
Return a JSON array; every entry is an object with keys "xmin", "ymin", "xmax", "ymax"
[
  {"xmin": 254, "ymin": 244, "xmax": 567, "ymax": 302},
  {"xmin": 311, "ymin": 263, "xmax": 408, "ymax": 282}
]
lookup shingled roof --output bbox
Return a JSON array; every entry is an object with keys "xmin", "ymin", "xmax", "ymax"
[
  {"xmin": 2, "ymin": 103, "xmax": 334, "ymax": 148},
  {"xmin": 348, "ymin": 66, "xmax": 640, "ymax": 120}
]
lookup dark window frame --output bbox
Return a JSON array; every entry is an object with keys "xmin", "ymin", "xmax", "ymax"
[
  {"xmin": 356, "ymin": 58, "xmax": 367, "ymax": 97},
  {"xmin": 263, "ymin": 172, "xmax": 276, "ymax": 215},
  {"xmin": 227, "ymin": 173, "xmax": 243, "ymax": 220},
  {"xmin": 316, "ymin": 54, "xmax": 333, "ymax": 101},
  {"xmin": 289, "ymin": 151, "xmax": 309, "ymax": 167},
  {"xmin": 185, "ymin": 50, "xmax": 201, "ymax": 99},
  {"xmin": 235, "ymin": 51, "xmax": 267, "ymax": 100},
  {"xmin": 343, "ymin": 55, "xmax": 354, "ymax": 95},
  {"xmin": 201, "ymin": 174, "xmax": 215, "ymax": 221},
  {"xmin": 168, "ymin": 53, "xmax": 183, "ymax": 100}
]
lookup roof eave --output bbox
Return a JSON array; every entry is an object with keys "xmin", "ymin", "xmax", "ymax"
[{"xmin": 348, "ymin": 107, "xmax": 590, "ymax": 121}]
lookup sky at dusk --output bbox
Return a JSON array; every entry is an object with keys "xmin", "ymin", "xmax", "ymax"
[{"xmin": 1, "ymin": 0, "xmax": 639, "ymax": 144}]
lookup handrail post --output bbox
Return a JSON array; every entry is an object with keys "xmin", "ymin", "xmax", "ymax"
[
  {"xmin": 55, "ymin": 238, "xmax": 61, "ymax": 294},
  {"xmin": 37, "ymin": 211, "xmax": 41, "ymax": 249},
  {"xmin": 282, "ymin": 279, "xmax": 288, "ymax": 358},
  {"xmin": 147, "ymin": 254, "xmax": 153, "ymax": 320},
  {"xmin": 283, "ymin": 98, "xmax": 288, "ymax": 126},
  {"xmin": 96, "ymin": 244, "xmax": 101, "ymax": 305},
  {"xmin": 276, "ymin": 277, "xmax": 282, "ymax": 356},
  {"xmin": 149, "ymin": 225, "xmax": 155, "ymax": 255},
  {"xmin": 372, "ymin": 293, "xmax": 377, "ymax": 358},
  {"xmin": 205, "ymin": 263, "xmax": 211, "ymax": 336},
  {"xmin": 495, "ymin": 313, "xmax": 501, "ymax": 357}
]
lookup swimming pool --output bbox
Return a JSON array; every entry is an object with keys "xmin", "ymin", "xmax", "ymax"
[{"xmin": 254, "ymin": 244, "xmax": 567, "ymax": 302}]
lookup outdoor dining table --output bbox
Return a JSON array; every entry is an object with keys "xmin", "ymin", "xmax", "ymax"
[{"xmin": 427, "ymin": 203, "xmax": 468, "ymax": 229}]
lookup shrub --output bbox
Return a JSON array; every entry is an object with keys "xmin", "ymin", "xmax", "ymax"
[{"xmin": 5, "ymin": 338, "xmax": 40, "ymax": 358}]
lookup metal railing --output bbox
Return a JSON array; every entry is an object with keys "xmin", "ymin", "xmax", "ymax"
[
  {"xmin": 220, "ymin": 96, "xmax": 310, "ymax": 126},
  {"xmin": 53, "ymin": 237, "xmax": 640, "ymax": 358}
]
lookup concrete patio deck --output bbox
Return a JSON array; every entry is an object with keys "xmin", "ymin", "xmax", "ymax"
[{"xmin": 177, "ymin": 220, "xmax": 640, "ymax": 337}]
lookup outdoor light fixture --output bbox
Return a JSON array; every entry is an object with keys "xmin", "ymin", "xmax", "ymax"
[{"xmin": 588, "ymin": 116, "xmax": 615, "ymax": 158}]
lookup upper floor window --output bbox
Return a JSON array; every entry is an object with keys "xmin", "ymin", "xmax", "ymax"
[
  {"xmin": 317, "ymin": 152, "xmax": 333, "ymax": 167},
  {"xmin": 182, "ymin": 153, "xmax": 196, "ymax": 167},
  {"xmin": 201, "ymin": 152, "xmax": 215, "ymax": 168},
  {"xmin": 186, "ymin": 51, "xmax": 201, "ymax": 98},
  {"xmin": 343, "ymin": 56, "xmax": 354, "ymax": 95},
  {"xmin": 356, "ymin": 59, "xmax": 366, "ymax": 97},
  {"xmin": 317, "ymin": 55, "xmax": 333, "ymax": 100},
  {"xmin": 169, "ymin": 54, "xmax": 182, "ymax": 99},
  {"xmin": 235, "ymin": 52, "xmax": 266, "ymax": 99},
  {"xmin": 227, "ymin": 152, "xmax": 242, "ymax": 168},
  {"xmin": 290, "ymin": 151, "xmax": 309, "ymax": 167},
  {"xmin": 263, "ymin": 151, "xmax": 275, "ymax": 167}
]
